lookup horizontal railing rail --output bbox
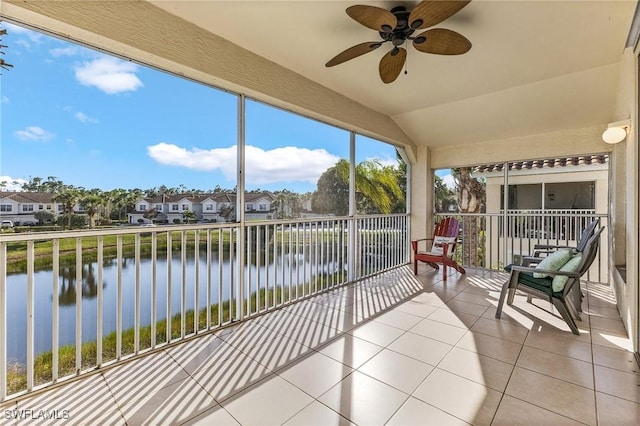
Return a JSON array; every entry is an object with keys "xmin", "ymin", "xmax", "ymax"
[
  {"xmin": 0, "ymin": 214, "xmax": 409, "ymax": 401},
  {"xmin": 435, "ymin": 211, "xmax": 608, "ymax": 284}
]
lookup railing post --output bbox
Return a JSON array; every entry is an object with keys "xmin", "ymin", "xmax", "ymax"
[
  {"xmin": 237, "ymin": 94, "xmax": 245, "ymax": 321},
  {"xmin": 348, "ymin": 132, "xmax": 356, "ymax": 282},
  {"xmin": 0, "ymin": 241, "xmax": 5, "ymax": 401},
  {"xmin": 503, "ymin": 162, "xmax": 510, "ymax": 268}
]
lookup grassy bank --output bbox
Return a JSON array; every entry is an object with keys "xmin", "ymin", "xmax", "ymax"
[{"xmin": 5, "ymin": 277, "xmax": 340, "ymax": 396}]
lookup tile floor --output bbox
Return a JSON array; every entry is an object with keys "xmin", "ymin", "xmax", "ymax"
[{"xmin": 1, "ymin": 266, "xmax": 639, "ymax": 425}]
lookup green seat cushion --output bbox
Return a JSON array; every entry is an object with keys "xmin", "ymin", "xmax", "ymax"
[
  {"xmin": 518, "ymin": 272, "xmax": 564, "ymax": 298},
  {"xmin": 533, "ymin": 248, "xmax": 573, "ymax": 278},
  {"xmin": 552, "ymin": 253, "xmax": 583, "ymax": 292}
]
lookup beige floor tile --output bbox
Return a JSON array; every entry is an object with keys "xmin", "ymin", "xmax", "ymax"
[
  {"xmin": 505, "ymin": 367, "xmax": 596, "ymax": 425},
  {"xmin": 191, "ymin": 347, "xmax": 272, "ymax": 402},
  {"xmin": 470, "ymin": 317, "xmax": 529, "ymax": 344},
  {"xmin": 594, "ymin": 365, "xmax": 640, "ymax": 403},
  {"xmin": 12, "ymin": 374, "xmax": 123, "ymax": 426},
  {"xmin": 585, "ymin": 305, "xmax": 621, "ymax": 319},
  {"xmin": 218, "ymin": 321, "xmax": 287, "ymax": 353},
  {"xmin": 278, "ymin": 351, "xmax": 353, "ymax": 398},
  {"xmin": 410, "ymin": 291, "xmax": 448, "ymax": 307},
  {"xmin": 181, "ymin": 405, "xmax": 241, "ymax": 425},
  {"xmin": 386, "ymin": 396, "xmax": 469, "ymax": 425},
  {"xmin": 395, "ymin": 300, "xmax": 440, "ymax": 318},
  {"xmin": 347, "ymin": 319, "xmax": 405, "ymax": 347},
  {"xmin": 524, "ymin": 329, "xmax": 592, "ymax": 362},
  {"xmin": 450, "ymin": 291, "xmax": 494, "ymax": 307},
  {"xmin": 492, "ymin": 395, "xmax": 584, "ymax": 426},
  {"xmin": 456, "ymin": 331, "xmax": 522, "ymax": 364},
  {"xmin": 221, "ymin": 374, "xmax": 314, "ymax": 426},
  {"xmin": 427, "ymin": 308, "xmax": 480, "ymax": 330},
  {"xmin": 242, "ymin": 335, "xmax": 313, "ymax": 372},
  {"xmin": 372, "ymin": 308, "xmax": 423, "ymax": 330},
  {"xmin": 166, "ymin": 334, "xmax": 237, "ymax": 375},
  {"xmin": 358, "ymin": 348, "xmax": 434, "ymax": 394},
  {"xmin": 596, "ymin": 391, "xmax": 640, "ymax": 426},
  {"xmin": 283, "ymin": 401, "xmax": 353, "ymax": 426},
  {"xmin": 590, "ymin": 315, "xmax": 628, "ymax": 334},
  {"xmin": 410, "ymin": 318, "xmax": 468, "ymax": 345},
  {"xmin": 591, "ymin": 329, "xmax": 634, "ymax": 352},
  {"xmin": 516, "ymin": 346, "xmax": 594, "ymax": 388},
  {"xmin": 317, "ymin": 334, "xmax": 384, "ymax": 369},
  {"xmin": 388, "ymin": 331, "xmax": 453, "ymax": 366},
  {"xmin": 318, "ymin": 371, "xmax": 409, "ymax": 425},
  {"xmin": 592, "ymin": 345, "xmax": 640, "ymax": 375},
  {"xmin": 445, "ymin": 299, "xmax": 491, "ymax": 317},
  {"xmin": 120, "ymin": 376, "xmax": 215, "ymax": 426},
  {"xmin": 104, "ymin": 351, "xmax": 188, "ymax": 406},
  {"xmin": 438, "ymin": 347, "xmax": 515, "ymax": 392},
  {"xmin": 281, "ymin": 320, "xmax": 342, "ymax": 349},
  {"xmin": 412, "ymin": 368, "xmax": 502, "ymax": 425}
]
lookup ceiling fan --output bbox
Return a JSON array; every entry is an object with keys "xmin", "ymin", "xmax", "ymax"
[{"xmin": 326, "ymin": 1, "xmax": 472, "ymax": 83}]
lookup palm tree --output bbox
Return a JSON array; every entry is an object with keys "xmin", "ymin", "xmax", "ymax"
[
  {"xmin": 336, "ymin": 159, "xmax": 404, "ymax": 214},
  {"xmin": 79, "ymin": 190, "xmax": 104, "ymax": 228},
  {"xmin": 53, "ymin": 187, "xmax": 80, "ymax": 229},
  {"xmin": 452, "ymin": 167, "xmax": 485, "ymax": 266},
  {"xmin": 182, "ymin": 209, "xmax": 196, "ymax": 223}
]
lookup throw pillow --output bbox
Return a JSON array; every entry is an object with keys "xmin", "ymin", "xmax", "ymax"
[
  {"xmin": 533, "ymin": 248, "xmax": 573, "ymax": 278},
  {"xmin": 552, "ymin": 253, "xmax": 583, "ymax": 292},
  {"xmin": 431, "ymin": 236, "xmax": 456, "ymax": 256}
]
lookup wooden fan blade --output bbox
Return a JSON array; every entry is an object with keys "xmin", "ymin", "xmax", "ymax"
[
  {"xmin": 346, "ymin": 5, "xmax": 397, "ymax": 32},
  {"xmin": 379, "ymin": 48, "xmax": 407, "ymax": 84},
  {"xmin": 408, "ymin": 1, "xmax": 471, "ymax": 30},
  {"xmin": 326, "ymin": 42, "xmax": 382, "ymax": 67},
  {"xmin": 413, "ymin": 28, "xmax": 471, "ymax": 55}
]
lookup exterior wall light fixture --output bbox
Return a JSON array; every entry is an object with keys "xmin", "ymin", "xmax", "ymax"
[{"xmin": 602, "ymin": 119, "xmax": 631, "ymax": 144}]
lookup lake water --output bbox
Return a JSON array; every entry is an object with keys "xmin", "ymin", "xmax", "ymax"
[{"xmin": 5, "ymin": 247, "xmax": 345, "ymax": 364}]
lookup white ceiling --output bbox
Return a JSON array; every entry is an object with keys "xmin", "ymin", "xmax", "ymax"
[{"xmin": 151, "ymin": 1, "xmax": 636, "ymax": 148}]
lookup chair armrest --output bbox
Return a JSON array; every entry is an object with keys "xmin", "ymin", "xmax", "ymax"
[
  {"xmin": 411, "ymin": 238, "xmax": 434, "ymax": 253},
  {"xmin": 521, "ymin": 256, "xmax": 542, "ymax": 266},
  {"xmin": 533, "ymin": 244, "xmax": 572, "ymax": 250}
]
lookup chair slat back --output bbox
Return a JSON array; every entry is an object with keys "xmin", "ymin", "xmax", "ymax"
[
  {"xmin": 435, "ymin": 217, "xmax": 460, "ymax": 238},
  {"xmin": 577, "ymin": 226, "xmax": 605, "ymax": 276},
  {"xmin": 575, "ymin": 218, "xmax": 600, "ymax": 253}
]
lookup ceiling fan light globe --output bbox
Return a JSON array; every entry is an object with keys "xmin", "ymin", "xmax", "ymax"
[
  {"xmin": 381, "ymin": 24, "xmax": 393, "ymax": 33},
  {"xmin": 410, "ymin": 19, "xmax": 423, "ymax": 29}
]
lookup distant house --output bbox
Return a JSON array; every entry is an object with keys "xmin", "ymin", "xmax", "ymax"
[
  {"xmin": 127, "ymin": 192, "xmax": 277, "ymax": 224},
  {"xmin": 0, "ymin": 192, "xmax": 81, "ymax": 224}
]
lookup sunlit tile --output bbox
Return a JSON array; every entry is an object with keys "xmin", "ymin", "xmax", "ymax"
[
  {"xmin": 493, "ymin": 395, "xmax": 584, "ymax": 426},
  {"xmin": 318, "ymin": 371, "xmax": 408, "ymax": 425},
  {"xmin": 387, "ymin": 396, "xmax": 468, "ymax": 425},
  {"xmin": 388, "ymin": 332, "xmax": 453, "ymax": 366},
  {"xmin": 283, "ymin": 401, "xmax": 353, "ymax": 426},
  {"xmin": 413, "ymin": 368, "xmax": 501, "ymax": 425},
  {"xmin": 358, "ymin": 349, "xmax": 434, "ymax": 394},
  {"xmin": 456, "ymin": 331, "xmax": 522, "ymax": 364},
  {"xmin": 438, "ymin": 347, "xmax": 514, "ymax": 392},
  {"xmin": 410, "ymin": 318, "xmax": 467, "ymax": 345},
  {"xmin": 347, "ymin": 319, "xmax": 405, "ymax": 347},
  {"xmin": 278, "ymin": 351, "xmax": 353, "ymax": 398}
]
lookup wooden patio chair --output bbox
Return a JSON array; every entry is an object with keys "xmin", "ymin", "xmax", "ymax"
[
  {"xmin": 495, "ymin": 226, "xmax": 604, "ymax": 335},
  {"xmin": 411, "ymin": 217, "xmax": 466, "ymax": 281}
]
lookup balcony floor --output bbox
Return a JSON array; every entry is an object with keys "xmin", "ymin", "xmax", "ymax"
[{"xmin": 1, "ymin": 266, "xmax": 639, "ymax": 425}]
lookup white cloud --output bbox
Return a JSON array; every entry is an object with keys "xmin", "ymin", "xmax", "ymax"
[
  {"xmin": 75, "ymin": 112, "xmax": 99, "ymax": 124},
  {"xmin": 74, "ymin": 57, "xmax": 143, "ymax": 94},
  {"xmin": 364, "ymin": 156, "xmax": 399, "ymax": 168},
  {"xmin": 0, "ymin": 176, "xmax": 27, "ymax": 191},
  {"xmin": 147, "ymin": 143, "xmax": 341, "ymax": 185},
  {"xmin": 15, "ymin": 126, "xmax": 54, "ymax": 141},
  {"xmin": 1, "ymin": 96, "xmax": 9, "ymax": 104},
  {"xmin": 441, "ymin": 173, "xmax": 456, "ymax": 189},
  {"xmin": 49, "ymin": 46, "xmax": 79, "ymax": 57},
  {"xmin": 2, "ymin": 22, "xmax": 44, "ymax": 48}
]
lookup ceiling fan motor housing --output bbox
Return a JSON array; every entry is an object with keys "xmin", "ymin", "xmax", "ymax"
[{"xmin": 380, "ymin": 6, "xmax": 416, "ymax": 45}]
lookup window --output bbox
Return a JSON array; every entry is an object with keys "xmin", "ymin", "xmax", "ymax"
[
  {"xmin": 57, "ymin": 205, "xmax": 64, "ymax": 212},
  {"xmin": 259, "ymin": 203, "xmax": 267, "ymax": 211},
  {"xmin": 22, "ymin": 204, "xmax": 34, "ymax": 212},
  {"xmin": 139, "ymin": 205, "xmax": 147, "ymax": 211},
  {"xmin": 246, "ymin": 203, "xmax": 254, "ymax": 211},
  {"xmin": 0, "ymin": 204, "xmax": 12, "ymax": 212},
  {"xmin": 155, "ymin": 204, "xmax": 162, "ymax": 211},
  {"xmin": 205, "ymin": 204, "xmax": 214, "ymax": 211},
  {"xmin": 182, "ymin": 204, "xmax": 189, "ymax": 210},
  {"xmin": 38, "ymin": 205, "xmax": 43, "ymax": 210},
  {"xmin": 172, "ymin": 204, "xmax": 179, "ymax": 211},
  {"xmin": 46, "ymin": 204, "xmax": 52, "ymax": 210}
]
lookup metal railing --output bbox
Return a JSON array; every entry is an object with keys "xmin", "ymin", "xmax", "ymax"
[
  {"xmin": 436, "ymin": 210, "xmax": 608, "ymax": 283},
  {"xmin": 0, "ymin": 214, "xmax": 409, "ymax": 401}
]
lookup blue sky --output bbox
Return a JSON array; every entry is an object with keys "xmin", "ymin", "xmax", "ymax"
[{"xmin": 0, "ymin": 22, "xmax": 401, "ymax": 193}]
